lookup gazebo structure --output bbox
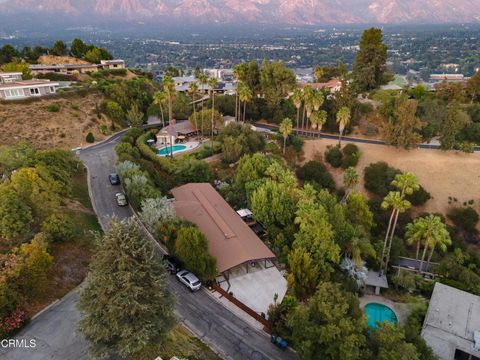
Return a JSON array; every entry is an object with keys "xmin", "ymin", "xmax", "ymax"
[{"xmin": 365, "ymin": 270, "xmax": 389, "ymax": 295}]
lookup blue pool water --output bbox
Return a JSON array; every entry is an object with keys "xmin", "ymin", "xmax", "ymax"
[
  {"xmin": 365, "ymin": 303, "xmax": 398, "ymax": 328},
  {"xmin": 158, "ymin": 145, "xmax": 187, "ymax": 156}
]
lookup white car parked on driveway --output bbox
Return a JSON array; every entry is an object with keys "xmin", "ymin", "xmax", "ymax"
[{"xmin": 176, "ymin": 270, "xmax": 202, "ymax": 292}]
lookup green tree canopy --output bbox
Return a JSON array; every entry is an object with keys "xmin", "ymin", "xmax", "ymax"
[
  {"xmin": 369, "ymin": 322, "xmax": 419, "ymax": 360},
  {"xmin": 260, "ymin": 60, "xmax": 296, "ymax": 109},
  {"xmin": 353, "ymin": 28, "xmax": 389, "ymax": 92},
  {"xmin": 1, "ymin": 60, "xmax": 32, "ymax": 80},
  {"xmin": 174, "ymin": 226, "xmax": 217, "ymax": 281},
  {"xmin": 384, "ymin": 95, "xmax": 424, "ymax": 149},
  {"xmin": 70, "ymin": 38, "xmax": 87, "ymax": 58},
  {"xmin": 51, "ymin": 40, "xmax": 68, "ymax": 56},
  {"xmin": 287, "ymin": 282, "xmax": 368, "ymax": 360},
  {"xmin": 78, "ymin": 219, "xmax": 175, "ymax": 358}
]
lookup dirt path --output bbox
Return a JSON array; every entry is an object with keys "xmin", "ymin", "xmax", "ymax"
[{"xmin": 303, "ymin": 138, "xmax": 480, "ymax": 221}]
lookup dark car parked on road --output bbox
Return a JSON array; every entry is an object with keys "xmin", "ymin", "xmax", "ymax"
[
  {"xmin": 163, "ymin": 255, "xmax": 181, "ymax": 274},
  {"xmin": 109, "ymin": 173, "xmax": 120, "ymax": 185}
]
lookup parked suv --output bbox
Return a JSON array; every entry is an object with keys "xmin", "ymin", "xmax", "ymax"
[
  {"xmin": 109, "ymin": 173, "xmax": 120, "ymax": 185},
  {"xmin": 163, "ymin": 255, "xmax": 181, "ymax": 274},
  {"xmin": 176, "ymin": 270, "xmax": 202, "ymax": 292}
]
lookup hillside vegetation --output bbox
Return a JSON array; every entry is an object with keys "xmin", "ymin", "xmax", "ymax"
[{"xmin": 0, "ymin": 91, "xmax": 112, "ymax": 149}]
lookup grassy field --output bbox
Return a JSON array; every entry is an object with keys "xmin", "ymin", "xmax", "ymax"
[
  {"xmin": 135, "ymin": 325, "xmax": 222, "ymax": 360},
  {"xmin": 303, "ymin": 138, "xmax": 480, "ymax": 229}
]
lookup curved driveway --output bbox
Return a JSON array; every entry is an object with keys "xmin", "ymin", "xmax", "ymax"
[{"xmin": 0, "ymin": 132, "xmax": 297, "ymax": 360}]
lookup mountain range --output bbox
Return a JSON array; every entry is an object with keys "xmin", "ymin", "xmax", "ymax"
[{"xmin": 1, "ymin": 0, "xmax": 480, "ymax": 25}]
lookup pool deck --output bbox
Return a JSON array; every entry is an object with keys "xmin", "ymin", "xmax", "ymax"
[{"xmin": 360, "ymin": 295, "xmax": 410, "ymax": 325}]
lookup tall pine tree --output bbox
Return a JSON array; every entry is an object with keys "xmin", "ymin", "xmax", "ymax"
[
  {"xmin": 353, "ymin": 28, "xmax": 389, "ymax": 92},
  {"xmin": 78, "ymin": 218, "xmax": 175, "ymax": 358}
]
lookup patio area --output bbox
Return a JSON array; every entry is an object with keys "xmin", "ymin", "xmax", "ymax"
[{"xmin": 218, "ymin": 260, "xmax": 288, "ymax": 317}]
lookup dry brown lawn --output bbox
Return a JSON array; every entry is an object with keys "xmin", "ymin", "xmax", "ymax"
[
  {"xmin": 38, "ymin": 55, "xmax": 90, "ymax": 65},
  {"xmin": 303, "ymin": 138, "xmax": 480, "ymax": 222},
  {"xmin": 0, "ymin": 92, "xmax": 112, "ymax": 149}
]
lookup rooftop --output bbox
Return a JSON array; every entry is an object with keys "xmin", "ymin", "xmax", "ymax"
[
  {"xmin": 159, "ymin": 120, "xmax": 196, "ymax": 137},
  {"xmin": 0, "ymin": 80, "xmax": 59, "ymax": 89},
  {"xmin": 422, "ymin": 282, "xmax": 480, "ymax": 360},
  {"xmin": 171, "ymin": 183, "xmax": 276, "ymax": 273},
  {"xmin": 366, "ymin": 270, "xmax": 389, "ymax": 289}
]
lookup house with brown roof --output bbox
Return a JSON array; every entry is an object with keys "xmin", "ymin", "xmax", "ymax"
[
  {"xmin": 298, "ymin": 79, "xmax": 342, "ymax": 93},
  {"xmin": 171, "ymin": 183, "xmax": 288, "ymax": 315}
]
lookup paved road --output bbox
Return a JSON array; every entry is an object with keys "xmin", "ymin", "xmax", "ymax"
[
  {"xmin": 1, "ymin": 133, "xmax": 297, "ymax": 360},
  {"xmin": 254, "ymin": 122, "xmax": 480, "ymax": 151}
]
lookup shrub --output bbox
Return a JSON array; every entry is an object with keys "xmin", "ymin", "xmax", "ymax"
[
  {"xmin": 195, "ymin": 143, "xmax": 222, "ymax": 160},
  {"xmin": 265, "ymin": 141, "xmax": 281, "ymax": 154},
  {"xmin": 296, "ymin": 160, "xmax": 336, "ymax": 192},
  {"xmin": 341, "ymin": 144, "xmax": 361, "ymax": 169},
  {"xmin": 406, "ymin": 185, "xmax": 431, "ymax": 206},
  {"xmin": 85, "ymin": 132, "xmax": 95, "ymax": 143},
  {"xmin": 364, "ymin": 161, "xmax": 401, "ymax": 197},
  {"xmin": 47, "ymin": 104, "xmax": 60, "ymax": 112},
  {"xmin": 41, "ymin": 213, "xmax": 75, "ymax": 242},
  {"xmin": 325, "ymin": 145, "xmax": 343, "ymax": 168},
  {"xmin": 448, "ymin": 207, "xmax": 479, "ymax": 233}
]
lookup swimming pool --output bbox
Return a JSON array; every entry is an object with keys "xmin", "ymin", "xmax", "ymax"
[
  {"xmin": 365, "ymin": 303, "xmax": 398, "ymax": 328},
  {"xmin": 158, "ymin": 145, "xmax": 187, "ymax": 156}
]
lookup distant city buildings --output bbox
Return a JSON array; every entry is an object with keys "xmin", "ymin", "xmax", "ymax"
[{"xmin": 0, "ymin": 72, "xmax": 59, "ymax": 101}]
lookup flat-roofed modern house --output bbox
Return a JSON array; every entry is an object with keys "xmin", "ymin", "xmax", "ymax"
[
  {"xmin": 100, "ymin": 59, "xmax": 125, "ymax": 70},
  {"xmin": 0, "ymin": 72, "xmax": 59, "ymax": 101},
  {"xmin": 171, "ymin": 183, "xmax": 288, "ymax": 315},
  {"xmin": 422, "ymin": 283, "xmax": 480, "ymax": 360},
  {"xmin": 29, "ymin": 59, "xmax": 125, "ymax": 75}
]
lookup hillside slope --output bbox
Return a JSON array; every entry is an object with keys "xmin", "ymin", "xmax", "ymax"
[{"xmin": 0, "ymin": 91, "xmax": 112, "ymax": 149}]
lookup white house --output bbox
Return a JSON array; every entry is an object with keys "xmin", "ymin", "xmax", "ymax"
[
  {"xmin": 422, "ymin": 283, "xmax": 480, "ymax": 360},
  {"xmin": 0, "ymin": 72, "xmax": 59, "ymax": 101}
]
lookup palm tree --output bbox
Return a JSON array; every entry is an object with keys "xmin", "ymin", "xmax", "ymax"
[
  {"xmin": 406, "ymin": 215, "xmax": 451, "ymax": 273},
  {"xmin": 238, "ymin": 82, "xmax": 252, "ymax": 123},
  {"xmin": 313, "ymin": 90, "xmax": 324, "ymax": 112},
  {"xmin": 162, "ymin": 75, "xmax": 176, "ymax": 124},
  {"xmin": 380, "ymin": 172, "xmax": 420, "ymax": 273},
  {"xmin": 336, "ymin": 106, "xmax": 351, "ymax": 147},
  {"xmin": 292, "ymin": 88, "xmax": 303, "ymax": 130},
  {"xmin": 233, "ymin": 65, "xmax": 244, "ymax": 122},
  {"xmin": 342, "ymin": 167, "xmax": 359, "ymax": 203},
  {"xmin": 153, "ymin": 91, "xmax": 167, "ymax": 128},
  {"xmin": 309, "ymin": 110, "xmax": 327, "ymax": 138},
  {"xmin": 198, "ymin": 73, "xmax": 208, "ymax": 137},
  {"xmin": 380, "ymin": 191, "xmax": 412, "ymax": 273},
  {"xmin": 344, "ymin": 227, "xmax": 376, "ymax": 269},
  {"xmin": 279, "ymin": 118, "xmax": 293, "ymax": 155},
  {"xmin": 188, "ymin": 81, "xmax": 199, "ymax": 135},
  {"xmin": 208, "ymin": 77, "xmax": 219, "ymax": 144},
  {"xmin": 303, "ymin": 86, "xmax": 314, "ymax": 130}
]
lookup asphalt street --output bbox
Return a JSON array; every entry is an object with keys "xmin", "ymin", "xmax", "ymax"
[{"xmin": 0, "ymin": 133, "xmax": 297, "ymax": 360}]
